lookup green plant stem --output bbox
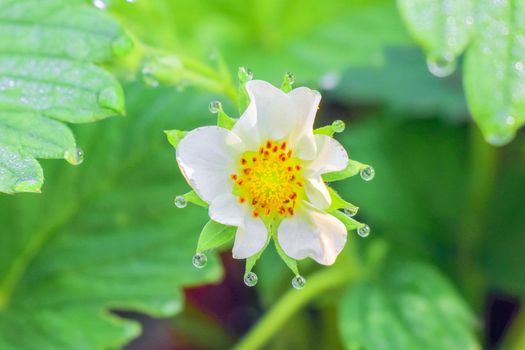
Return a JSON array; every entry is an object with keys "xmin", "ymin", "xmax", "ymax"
[
  {"xmin": 457, "ymin": 126, "xmax": 498, "ymax": 309},
  {"xmin": 233, "ymin": 266, "xmax": 358, "ymax": 350}
]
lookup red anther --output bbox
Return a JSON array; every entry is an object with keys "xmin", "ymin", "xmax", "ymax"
[
  {"xmin": 281, "ymin": 142, "xmax": 287, "ymax": 150},
  {"xmin": 290, "ymin": 175, "xmax": 296, "ymax": 181},
  {"xmin": 287, "ymin": 150, "xmax": 292, "ymax": 157},
  {"xmin": 287, "ymin": 166, "xmax": 292, "ymax": 172},
  {"xmin": 264, "ymin": 151, "xmax": 270, "ymax": 157},
  {"xmin": 265, "ymin": 208, "xmax": 271, "ymax": 216},
  {"xmin": 239, "ymin": 197, "xmax": 246, "ymax": 203},
  {"xmin": 295, "ymin": 165, "xmax": 301, "ymax": 170},
  {"xmin": 237, "ymin": 180, "xmax": 244, "ymax": 185},
  {"xmin": 231, "ymin": 174, "xmax": 238, "ymax": 180},
  {"xmin": 241, "ymin": 158, "xmax": 247, "ymax": 165},
  {"xmin": 259, "ymin": 147, "xmax": 264, "ymax": 154},
  {"xmin": 297, "ymin": 181, "xmax": 303, "ymax": 187},
  {"xmin": 283, "ymin": 199, "xmax": 290, "ymax": 204},
  {"xmin": 252, "ymin": 199, "xmax": 258, "ymax": 205},
  {"xmin": 273, "ymin": 146, "xmax": 278, "ymax": 152},
  {"xmin": 252, "ymin": 157, "xmax": 257, "ymax": 162},
  {"xmin": 243, "ymin": 168, "xmax": 251, "ymax": 175},
  {"xmin": 253, "ymin": 210, "xmax": 260, "ymax": 218},
  {"xmin": 266, "ymin": 140, "xmax": 272, "ymax": 148},
  {"xmin": 288, "ymin": 207, "xmax": 294, "ymax": 215}
]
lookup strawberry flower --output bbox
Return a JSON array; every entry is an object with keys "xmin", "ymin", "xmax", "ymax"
[{"xmin": 168, "ymin": 73, "xmax": 372, "ymax": 288}]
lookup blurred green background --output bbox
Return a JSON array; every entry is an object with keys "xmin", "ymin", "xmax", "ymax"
[{"xmin": 1, "ymin": 0, "xmax": 525, "ymax": 349}]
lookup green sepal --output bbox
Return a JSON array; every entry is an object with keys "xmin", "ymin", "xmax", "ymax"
[
  {"xmin": 183, "ymin": 190, "xmax": 208, "ymax": 208},
  {"xmin": 274, "ymin": 238, "xmax": 300, "ymax": 276},
  {"xmin": 238, "ymin": 67, "xmax": 252, "ymax": 114},
  {"xmin": 196, "ymin": 220, "xmax": 236, "ymax": 253},
  {"xmin": 331, "ymin": 210, "xmax": 363, "ymax": 232},
  {"xmin": 326, "ymin": 187, "xmax": 359, "ymax": 214},
  {"xmin": 217, "ymin": 110, "xmax": 238, "ymax": 130},
  {"xmin": 314, "ymin": 125, "xmax": 335, "ymax": 136},
  {"xmin": 281, "ymin": 72, "xmax": 295, "ymax": 93},
  {"xmin": 322, "ymin": 160, "xmax": 367, "ymax": 182},
  {"xmin": 164, "ymin": 129, "xmax": 187, "ymax": 148},
  {"xmin": 245, "ymin": 236, "xmax": 271, "ymax": 275}
]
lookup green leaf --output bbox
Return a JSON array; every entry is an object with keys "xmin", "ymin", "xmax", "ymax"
[
  {"xmin": 183, "ymin": 190, "xmax": 208, "ymax": 208},
  {"xmin": 331, "ymin": 210, "xmax": 362, "ymax": 232},
  {"xmin": 0, "ymin": 0, "xmax": 131, "ymax": 193},
  {"xmin": 217, "ymin": 110, "xmax": 238, "ymax": 130},
  {"xmin": 197, "ymin": 220, "xmax": 236, "ymax": 253},
  {"xmin": 322, "ymin": 160, "xmax": 365, "ymax": 182},
  {"xmin": 397, "ymin": 0, "xmax": 474, "ymax": 64},
  {"xmin": 464, "ymin": 0, "xmax": 525, "ymax": 145},
  {"xmin": 338, "ymin": 262, "xmax": 478, "ymax": 350},
  {"xmin": 0, "ymin": 85, "xmax": 224, "ymax": 348},
  {"xmin": 0, "ymin": 143, "xmax": 43, "ymax": 194},
  {"xmin": 326, "ymin": 187, "xmax": 359, "ymax": 214}
]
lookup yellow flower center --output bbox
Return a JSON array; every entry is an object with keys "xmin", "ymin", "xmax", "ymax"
[{"xmin": 231, "ymin": 140, "xmax": 305, "ymax": 218}]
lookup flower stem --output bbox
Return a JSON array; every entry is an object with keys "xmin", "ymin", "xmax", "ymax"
[
  {"xmin": 457, "ymin": 126, "xmax": 498, "ymax": 308},
  {"xmin": 233, "ymin": 266, "xmax": 358, "ymax": 350}
]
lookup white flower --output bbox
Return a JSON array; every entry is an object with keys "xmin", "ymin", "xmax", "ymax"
[{"xmin": 176, "ymin": 80, "xmax": 349, "ymax": 265}]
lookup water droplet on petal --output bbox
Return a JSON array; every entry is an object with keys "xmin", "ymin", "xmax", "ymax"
[
  {"xmin": 332, "ymin": 120, "xmax": 345, "ymax": 133},
  {"xmin": 292, "ymin": 275, "xmax": 306, "ymax": 289},
  {"xmin": 209, "ymin": 100, "xmax": 222, "ymax": 114},
  {"xmin": 174, "ymin": 195, "xmax": 187, "ymax": 208},
  {"xmin": 343, "ymin": 207, "xmax": 358, "ymax": 217},
  {"xmin": 244, "ymin": 272, "xmax": 258, "ymax": 287},
  {"xmin": 238, "ymin": 67, "xmax": 253, "ymax": 81},
  {"xmin": 427, "ymin": 56, "xmax": 457, "ymax": 78},
  {"xmin": 357, "ymin": 224, "xmax": 370, "ymax": 238},
  {"xmin": 64, "ymin": 147, "xmax": 84, "ymax": 165},
  {"xmin": 360, "ymin": 166, "xmax": 375, "ymax": 181},
  {"xmin": 192, "ymin": 252, "xmax": 207, "ymax": 269},
  {"xmin": 92, "ymin": 0, "xmax": 108, "ymax": 9}
]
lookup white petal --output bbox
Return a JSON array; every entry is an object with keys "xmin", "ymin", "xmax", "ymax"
[
  {"xmin": 209, "ymin": 193, "xmax": 244, "ymax": 226},
  {"xmin": 306, "ymin": 134, "xmax": 349, "ymax": 175},
  {"xmin": 277, "ymin": 202, "xmax": 347, "ymax": 265},
  {"xmin": 233, "ymin": 81, "xmax": 321, "ymax": 159},
  {"xmin": 176, "ymin": 126, "xmax": 244, "ymax": 203},
  {"xmin": 304, "ymin": 175, "xmax": 331, "ymax": 209},
  {"xmin": 287, "ymin": 87, "xmax": 322, "ymax": 159},
  {"xmin": 232, "ymin": 213, "xmax": 268, "ymax": 259}
]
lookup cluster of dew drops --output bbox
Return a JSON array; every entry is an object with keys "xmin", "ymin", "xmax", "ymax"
[{"xmin": 174, "ymin": 101, "xmax": 376, "ymax": 289}]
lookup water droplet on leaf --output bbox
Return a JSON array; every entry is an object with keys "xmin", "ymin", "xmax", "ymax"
[
  {"xmin": 360, "ymin": 166, "xmax": 375, "ymax": 181},
  {"xmin": 332, "ymin": 120, "xmax": 345, "ymax": 133},
  {"xmin": 292, "ymin": 275, "xmax": 306, "ymax": 289},
  {"xmin": 427, "ymin": 56, "xmax": 456, "ymax": 78},
  {"xmin": 192, "ymin": 253, "xmax": 207, "ymax": 269},
  {"xmin": 141, "ymin": 66, "xmax": 159, "ymax": 87},
  {"xmin": 174, "ymin": 195, "xmax": 187, "ymax": 208},
  {"xmin": 343, "ymin": 207, "xmax": 358, "ymax": 217},
  {"xmin": 64, "ymin": 147, "xmax": 84, "ymax": 165},
  {"xmin": 92, "ymin": 0, "xmax": 108, "ymax": 9},
  {"xmin": 244, "ymin": 272, "xmax": 258, "ymax": 287},
  {"xmin": 238, "ymin": 67, "xmax": 253, "ymax": 82},
  {"xmin": 357, "ymin": 224, "xmax": 370, "ymax": 238},
  {"xmin": 209, "ymin": 101, "xmax": 222, "ymax": 114}
]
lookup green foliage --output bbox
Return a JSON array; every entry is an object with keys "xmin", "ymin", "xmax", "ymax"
[
  {"xmin": 110, "ymin": 0, "xmax": 411, "ymax": 83},
  {"xmin": 0, "ymin": 85, "xmax": 224, "ymax": 348},
  {"xmin": 398, "ymin": 0, "xmax": 525, "ymax": 145},
  {"xmin": 0, "ymin": 0, "xmax": 131, "ymax": 193},
  {"xmin": 338, "ymin": 262, "xmax": 478, "ymax": 350}
]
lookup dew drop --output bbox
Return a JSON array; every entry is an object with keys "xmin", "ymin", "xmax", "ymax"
[
  {"xmin": 292, "ymin": 275, "xmax": 306, "ymax": 289},
  {"xmin": 360, "ymin": 166, "xmax": 375, "ymax": 181},
  {"xmin": 192, "ymin": 252, "xmax": 207, "ymax": 269},
  {"xmin": 343, "ymin": 207, "xmax": 358, "ymax": 217},
  {"xmin": 141, "ymin": 66, "xmax": 159, "ymax": 87},
  {"xmin": 92, "ymin": 0, "xmax": 108, "ymax": 9},
  {"xmin": 208, "ymin": 100, "xmax": 222, "ymax": 114},
  {"xmin": 174, "ymin": 195, "xmax": 187, "ymax": 208},
  {"xmin": 64, "ymin": 146, "xmax": 84, "ymax": 165},
  {"xmin": 357, "ymin": 224, "xmax": 370, "ymax": 238},
  {"xmin": 426, "ymin": 56, "xmax": 457, "ymax": 78},
  {"xmin": 244, "ymin": 272, "xmax": 258, "ymax": 287},
  {"xmin": 238, "ymin": 66, "xmax": 253, "ymax": 81},
  {"xmin": 284, "ymin": 72, "xmax": 295, "ymax": 85},
  {"xmin": 332, "ymin": 120, "xmax": 346, "ymax": 133}
]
